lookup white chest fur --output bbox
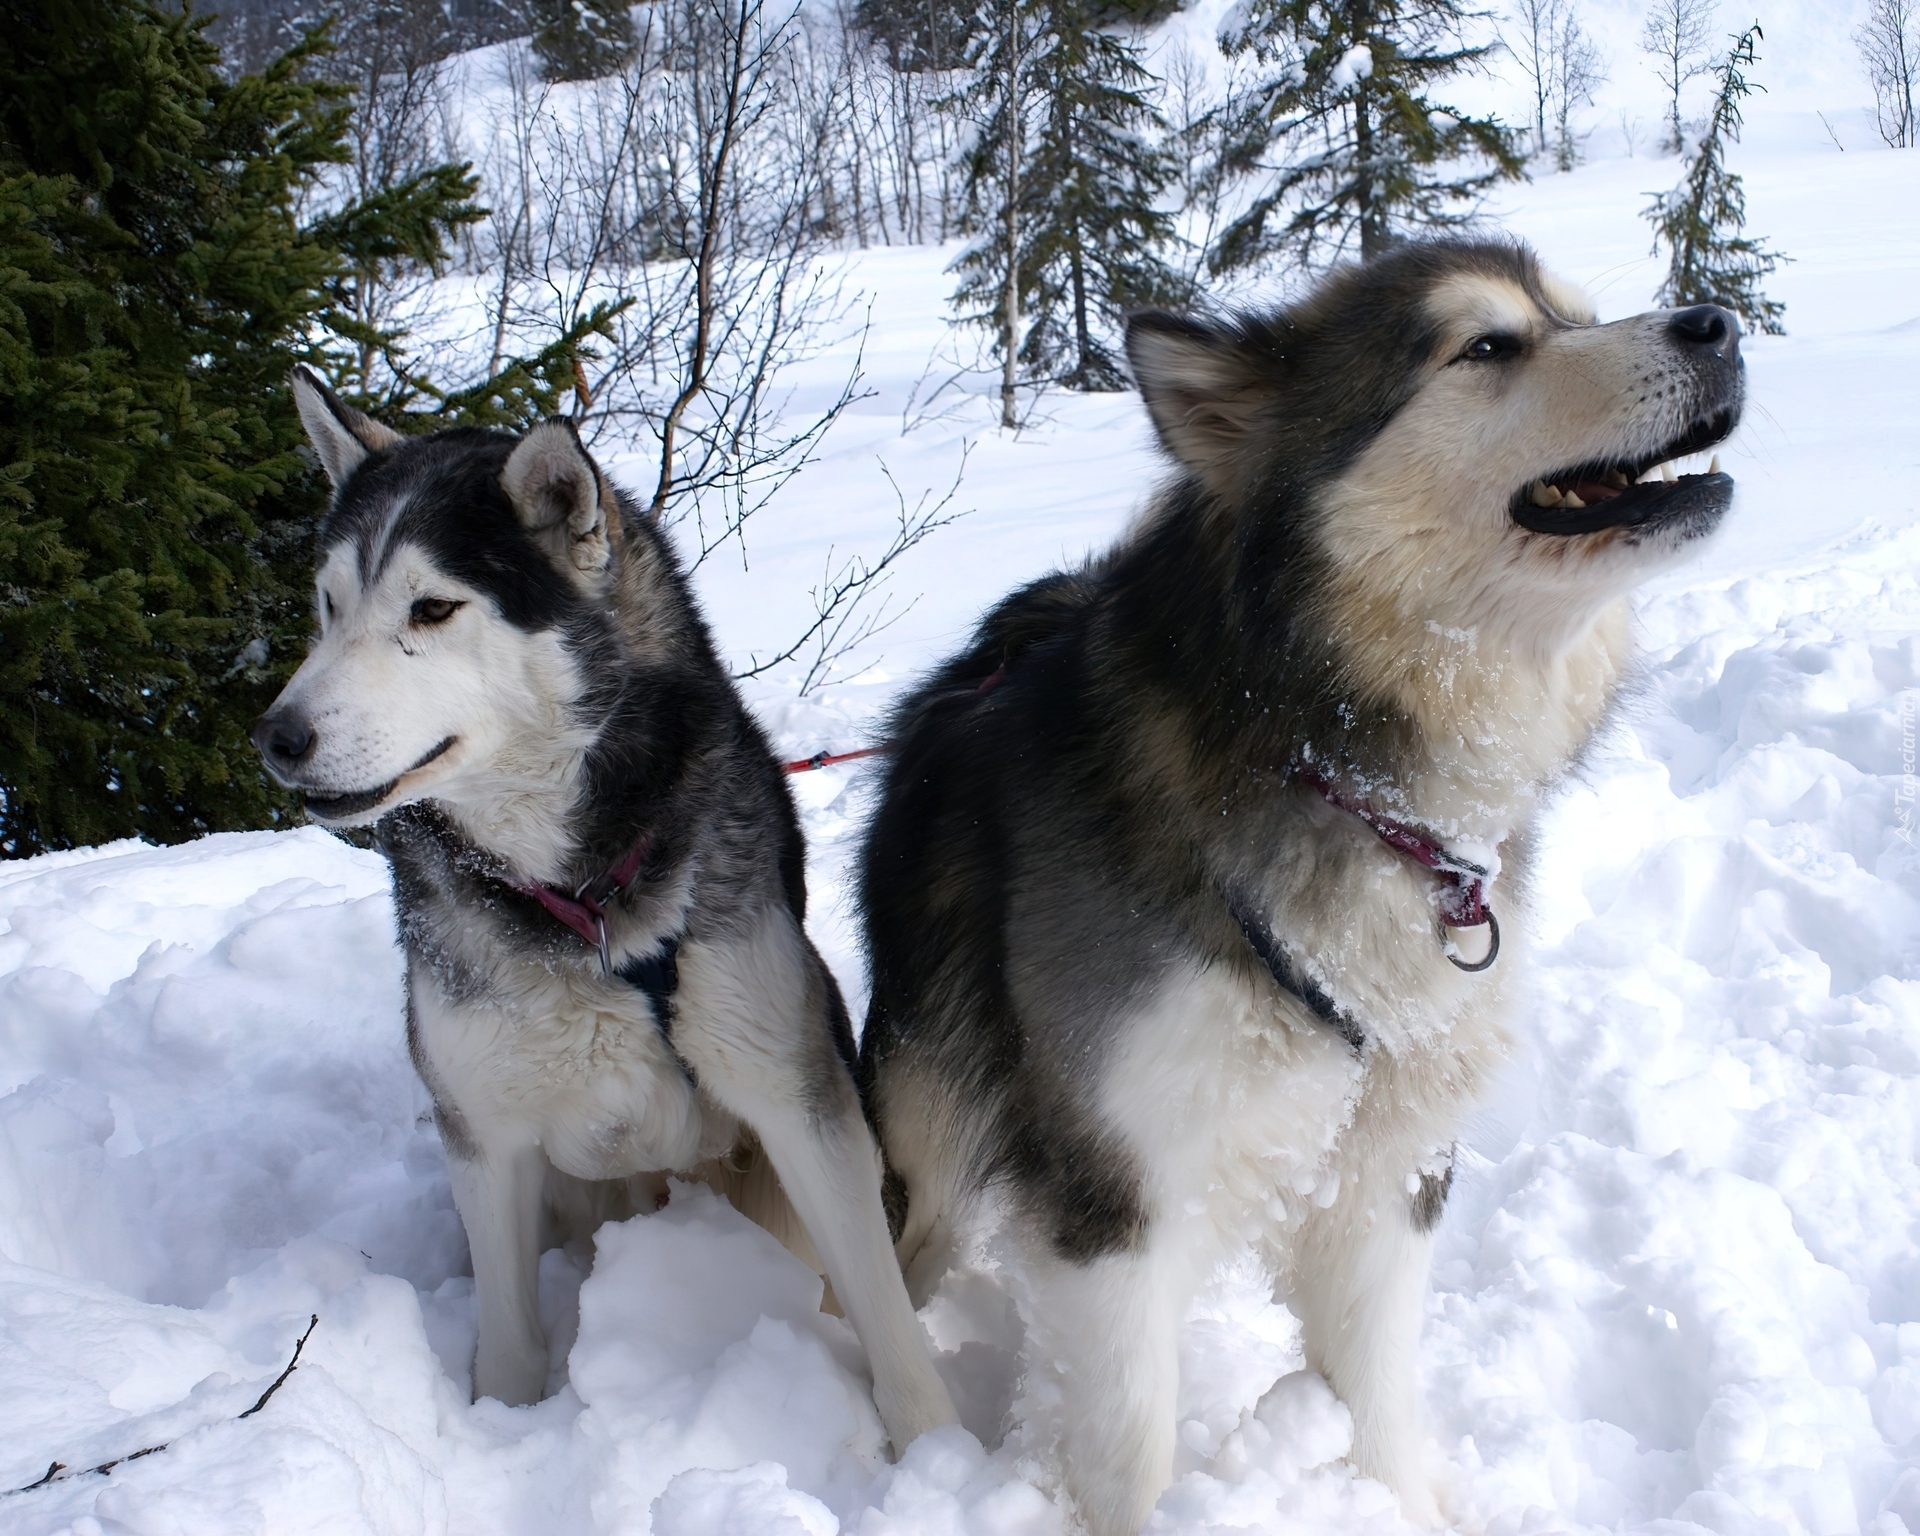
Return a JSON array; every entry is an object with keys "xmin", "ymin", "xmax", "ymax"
[
  {"xmin": 410, "ymin": 957, "xmax": 735, "ymax": 1180},
  {"xmin": 1098, "ymin": 879, "xmax": 1513, "ymax": 1270},
  {"xmin": 1101, "ymin": 963, "xmax": 1365, "ymax": 1249}
]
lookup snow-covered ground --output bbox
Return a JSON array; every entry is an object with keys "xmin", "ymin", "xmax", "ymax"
[{"xmin": 5, "ymin": 31, "xmax": 1920, "ymax": 1535}]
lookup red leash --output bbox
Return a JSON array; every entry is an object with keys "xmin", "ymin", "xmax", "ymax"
[
  {"xmin": 781, "ymin": 662, "xmax": 1009, "ymax": 775},
  {"xmin": 782, "ymin": 666, "xmax": 1007, "ymax": 775},
  {"xmin": 781, "ymin": 745, "xmax": 889, "ymax": 774}
]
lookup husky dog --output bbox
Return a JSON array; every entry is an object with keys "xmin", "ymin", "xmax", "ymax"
[
  {"xmin": 858, "ymin": 241, "xmax": 1742, "ymax": 1530},
  {"xmin": 253, "ymin": 371, "xmax": 956, "ymax": 1452}
]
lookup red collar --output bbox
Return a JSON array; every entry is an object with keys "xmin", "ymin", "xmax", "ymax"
[
  {"xmin": 1297, "ymin": 768, "xmax": 1493, "ymax": 931},
  {"xmin": 509, "ymin": 829, "xmax": 655, "ymax": 972}
]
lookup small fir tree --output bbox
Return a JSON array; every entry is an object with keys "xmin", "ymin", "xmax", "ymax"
[
  {"xmin": 1643, "ymin": 22, "xmax": 1787, "ymax": 335},
  {"xmin": 530, "ymin": 0, "xmax": 639, "ymax": 82},
  {"xmin": 1212, "ymin": 0, "xmax": 1525, "ymax": 271},
  {"xmin": 951, "ymin": 0, "xmax": 1183, "ymax": 397}
]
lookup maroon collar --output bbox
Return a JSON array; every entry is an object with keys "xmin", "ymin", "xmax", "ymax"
[
  {"xmin": 1297, "ymin": 768, "xmax": 1499, "ymax": 971},
  {"xmin": 508, "ymin": 830, "xmax": 655, "ymax": 972}
]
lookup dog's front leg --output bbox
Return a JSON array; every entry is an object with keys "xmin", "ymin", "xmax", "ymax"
[
  {"xmin": 1018, "ymin": 1242, "xmax": 1182, "ymax": 1536},
  {"xmin": 1284, "ymin": 1158, "xmax": 1443, "ymax": 1527},
  {"xmin": 448, "ymin": 1137, "xmax": 551, "ymax": 1406},
  {"xmin": 751, "ymin": 1090, "xmax": 960, "ymax": 1452},
  {"xmin": 672, "ymin": 909, "xmax": 958, "ymax": 1455}
]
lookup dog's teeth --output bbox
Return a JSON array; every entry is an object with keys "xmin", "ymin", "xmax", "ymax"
[
  {"xmin": 1606, "ymin": 469, "xmax": 1630, "ymax": 489},
  {"xmin": 1530, "ymin": 481, "xmax": 1560, "ymax": 508},
  {"xmin": 1709, "ymin": 454, "xmax": 1720, "ymax": 474},
  {"xmin": 1660, "ymin": 462, "xmax": 1677, "ymax": 482},
  {"xmin": 1562, "ymin": 491, "xmax": 1586, "ymax": 509}
]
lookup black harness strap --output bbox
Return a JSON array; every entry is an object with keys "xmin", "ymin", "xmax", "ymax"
[
  {"xmin": 1228, "ymin": 899, "xmax": 1367, "ymax": 1054},
  {"xmin": 616, "ymin": 934, "xmax": 681, "ymax": 1044}
]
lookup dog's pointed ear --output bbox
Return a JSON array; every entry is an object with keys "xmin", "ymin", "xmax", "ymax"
[
  {"xmin": 289, "ymin": 365, "xmax": 403, "ymax": 485},
  {"xmin": 502, "ymin": 419, "xmax": 612, "ymax": 582},
  {"xmin": 1126, "ymin": 312, "xmax": 1279, "ymax": 493}
]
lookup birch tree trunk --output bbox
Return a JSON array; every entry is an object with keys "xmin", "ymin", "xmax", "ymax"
[{"xmin": 1000, "ymin": 0, "xmax": 1021, "ymax": 430}]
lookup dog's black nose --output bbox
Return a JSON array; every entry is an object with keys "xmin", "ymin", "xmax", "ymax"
[
  {"xmin": 1667, "ymin": 304, "xmax": 1741, "ymax": 358},
  {"xmin": 252, "ymin": 711, "xmax": 314, "ymax": 772}
]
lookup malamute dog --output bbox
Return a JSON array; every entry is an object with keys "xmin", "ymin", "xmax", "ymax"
[
  {"xmin": 859, "ymin": 241, "xmax": 1742, "ymax": 1529},
  {"xmin": 254, "ymin": 372, "xmax": 956, "ymax": 1452}
]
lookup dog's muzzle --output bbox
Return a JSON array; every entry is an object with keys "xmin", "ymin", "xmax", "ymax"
[
  {"xmin": 249, "ymin": 715, "xmax": 456, "ymax": 822},
  {"xmin": 1511, "ymin": 304, "xmax": 1744, "ymax": 541}
]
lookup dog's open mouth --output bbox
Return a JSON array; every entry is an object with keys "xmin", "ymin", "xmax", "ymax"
[
  {"xmin": 1511, "ymin": 409, "xmax": 1738, "ymax": 536},
  {"xmin": 303, "ymin": 736, "xmax": 457, "ymax": 822}
]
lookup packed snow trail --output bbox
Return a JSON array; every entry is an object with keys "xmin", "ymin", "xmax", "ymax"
[{"xmin": 4, "ymin": 106, "xmax": 1920, "ymax": 1536}]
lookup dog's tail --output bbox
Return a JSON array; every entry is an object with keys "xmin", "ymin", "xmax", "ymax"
[
  {"xmin": 539, "ymin": 1136, "xmax": 837, "ymax": 1305},
  {"xmin": 694, "ymin": 1132, "xmax": 850, "ymax": 1313}
]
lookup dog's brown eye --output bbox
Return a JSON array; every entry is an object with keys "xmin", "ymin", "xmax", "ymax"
[
  {"xmin": 410, "ymin": 597, "xmax": 462, "ymax": 626},
  {"xmin": 1461, "ymin": 334, "xmax": 1521, "ymax": 362}
]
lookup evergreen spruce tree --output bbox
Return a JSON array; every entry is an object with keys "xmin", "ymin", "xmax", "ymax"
[
  {"xmin": 1211, "ymin": 0, "xmax": 1525, "ymax": 271},
  {"xmin": 1643, "ymin": 22, "xmax": 1786, "ymax": 335},
  {"xmin": 530, "ymin": 0, "xmax": 639, "ymax": 82},
  {"xmin": 1022, "ymin": 7, "xmax": 1184, "ymax": 388},
  {"xmin": 855, "ymin": 0, "xmax": 976, "ymax": 70},
  {"xmin": 951, "ymin": 0, "xmax": 1050, "ymax": 427},
  {"xmin": 0, "ymin": 0, "xmax": 607, "ymax": 855},
  {"xmin": 950, "ymin": 0, "xmax": 1181, "ymax": 411}
]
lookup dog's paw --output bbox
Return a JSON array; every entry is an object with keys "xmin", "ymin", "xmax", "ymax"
[
  {"xmin": 1396, "ymin": 1480, "xmax": 1444, "ymax": 1531},
  {"xmin": 1427, "ymin": 1466, "xmax": 1490, "ymax": 1534}
]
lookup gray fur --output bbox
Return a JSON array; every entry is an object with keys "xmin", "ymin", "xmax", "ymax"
[{"xmin": 1412, "ymin": 1160, "xmax": 1454, "ymax": 1233}]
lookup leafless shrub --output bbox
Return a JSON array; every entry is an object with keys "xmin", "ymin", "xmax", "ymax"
[
  {"xmin": 1506, "ymin": 0, "xmax": 1606, "ymax": 167},
  {"xmin": 1640, "ymin": 0, "xmax": 1715, "ymax": 154},
  {"xmin": 735, "ymin": 446, "xmax": 972, "ymax": 693},
  {"xmin": 1551, "ymin": 7, "xmax": 1606, "ymax": 169},
  {"xmin": 1508, "ymin": 0, "xmax": 1563, "ymax": 159},
  {"xmin": 1857, "ymin": 0, "xmax": 1918, "ymax": 148},
  {"xmin": 318, "ymin": 0, "xmax": 470, "ymax": 391},
  {"xmin": 1162, "ymin": 38, "xmax": 1246, "ymax": 299},
  {"xmin": 457, "ymin": 0, "xmax": 969, "ymax": 686}
]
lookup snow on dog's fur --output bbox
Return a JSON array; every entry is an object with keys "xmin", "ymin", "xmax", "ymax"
[
  {"xmin": 858, "ymin": 240, "xmax": 1743, "ymax": 1531},
  {"xmin": 253, "ymin": 374, "xmax": 956, "ymax": 1452}
]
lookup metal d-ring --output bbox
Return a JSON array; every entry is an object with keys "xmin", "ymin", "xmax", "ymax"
[{"xmin": 1446, "ymin": 909, "xmax": 1500, "ymax": 973}]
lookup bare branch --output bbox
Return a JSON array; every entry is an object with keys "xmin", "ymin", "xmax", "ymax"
[
  {"xmin": 4, "ymin": 1315, "xmax": 318, "ymax": 1500},
  {"xmin": 1857, "ymin": 0, "xmax": 1918, "ymax": 148},
  {"xmin": 734, "ymin": 445, "xmax": 973, "ymax": 694}
]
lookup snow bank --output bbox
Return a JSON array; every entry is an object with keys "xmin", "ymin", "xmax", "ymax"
[{"xmin": 6, "ymin": 493, "xmax": 1917, "ymax": 1536}]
